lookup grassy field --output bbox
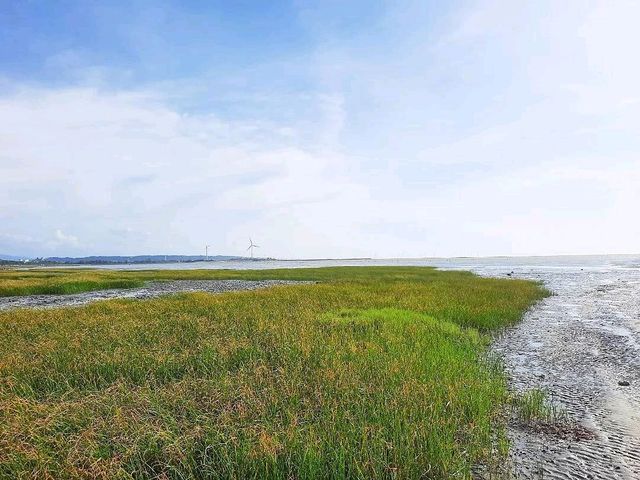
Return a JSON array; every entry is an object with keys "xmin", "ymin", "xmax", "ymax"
[
  {"xmin": 0, "ymin": 269, "xmax": 144, "ymax": 297},
  {"xmin": 0, "ymin": 267, "xmax": 546, "ymax": 479}
]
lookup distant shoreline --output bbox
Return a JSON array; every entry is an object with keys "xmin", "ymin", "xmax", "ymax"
[{"xmin": 2, "ymin": 252, "xmax": 639, "ymax": 268}]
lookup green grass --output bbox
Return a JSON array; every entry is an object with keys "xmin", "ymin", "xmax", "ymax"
[
  {"xmin": 0, "ymin": 267, "xmax": 547, "ymax": 479},
  {"xmin": 512, "ymin": 389, "xmax": 566, "ymax": 425},
  {"xmin": 0, "ymin": 270, "xmax": 145, "ymax": 297}
]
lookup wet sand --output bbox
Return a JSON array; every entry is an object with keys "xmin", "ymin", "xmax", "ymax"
[
  {"xmin": 484, "ymin": 266, "xmax": 640, "ymax": 479},
  {"xmin": 0, "ymin": 279, "xmax": 307, "ymax": 311}
]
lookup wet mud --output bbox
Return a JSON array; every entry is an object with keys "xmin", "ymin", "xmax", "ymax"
[{"xmin": 485, "ymin": 266, "xmax": 640, "ymax": 479}]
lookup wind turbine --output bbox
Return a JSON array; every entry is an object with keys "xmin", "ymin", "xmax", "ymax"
[
  {"xmin": 205, "ymin": 244, "xmax": 212, "ymax": 261},
  {"xmin": 246, "ymin": 238, "xmax": 259, "ymax": 259}
]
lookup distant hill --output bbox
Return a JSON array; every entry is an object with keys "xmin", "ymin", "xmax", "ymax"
[
  {"xmin": 42, "ymin": 255, "xmax": 251, "ymax": 265},
  {"xmin": 0, "ymin": 254, "xmax": 29, "ymax": 261}
]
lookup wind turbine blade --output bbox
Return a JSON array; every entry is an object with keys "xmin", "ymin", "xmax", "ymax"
[
  {"xmin": 246, "ymin": 246, "xmax": 252, "ymax": 251},
  {"xmin": 254, "ymin": 245, "xmax": 260, "ymax": 248}
]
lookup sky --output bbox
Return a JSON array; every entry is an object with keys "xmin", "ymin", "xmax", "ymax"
[{"xmin": 1, "ymin": 0, "xmax": 639, "ymax": 259}]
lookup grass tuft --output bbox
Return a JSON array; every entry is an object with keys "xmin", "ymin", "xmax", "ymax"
[{"xmin": 512, "ymin": 389, "xmax": 564, "ymax": 424}]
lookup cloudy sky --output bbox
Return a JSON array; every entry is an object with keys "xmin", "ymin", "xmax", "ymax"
[{"xmin": 1, "ymin": 1, "xmax": 639, "ymax": 259}]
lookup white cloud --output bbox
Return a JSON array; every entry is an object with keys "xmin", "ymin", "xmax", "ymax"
[{"xmin": 53, "ymin": 229, "xmax": 80, "ymax": 248}]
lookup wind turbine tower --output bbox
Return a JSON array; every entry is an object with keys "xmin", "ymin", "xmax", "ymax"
[
  {"xmin": 205, "ymin": 244, "xmax": 212, "ymax": 261},
  {"xmin": 247, "ymin": 238, "xmax": 260, "ymax": 259}
]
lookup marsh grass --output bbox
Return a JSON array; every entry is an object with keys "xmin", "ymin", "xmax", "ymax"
[
  {"xmin": 0, "ymin": 267, "xmax": 546, "ymax": 478},
  {"xmin": 512, "ymin": 389, "xmax": 567, "ymax": 426},
  {"xmin": 0, "ymin": 269, "xmax": 144, "ymax": 296}
]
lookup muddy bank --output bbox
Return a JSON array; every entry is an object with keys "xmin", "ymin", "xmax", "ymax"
[
  {"xmin": 0, "ymin": 279, "xmax": 308, "ymax": 311},
  {"xmin": 482, "ymin": 266, "xmax": 640, "ymax": 479}
]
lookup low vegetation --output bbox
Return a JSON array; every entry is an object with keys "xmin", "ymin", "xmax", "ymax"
[
  {"xmin": 0, "ymin": 267, "xmax": 546, "ymax": 478},
  {"xmin": 0, "ymin": 270, "xmax": 142, "ymax": 297},
  {"xmin": 510, "ymin": 389, "xmax": 596, "ymax": 442},
  {"xmin": 512, "ymin": 389, "xmax": 564, "ymax": 425}
]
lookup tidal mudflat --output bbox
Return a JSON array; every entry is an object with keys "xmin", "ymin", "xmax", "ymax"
[{"xmin": 466, "ymin": 262, "xmax": 640, "ymax": 479}]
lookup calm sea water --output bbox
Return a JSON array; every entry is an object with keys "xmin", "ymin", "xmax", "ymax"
[{"xmin": 64, "ymin": 254, "xmax": 640, "ymax": 272}]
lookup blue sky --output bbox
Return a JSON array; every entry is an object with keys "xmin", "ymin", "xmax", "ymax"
[{"xmin": 1, "ymin": 0, "xmax": 639, "ymax": 258}]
